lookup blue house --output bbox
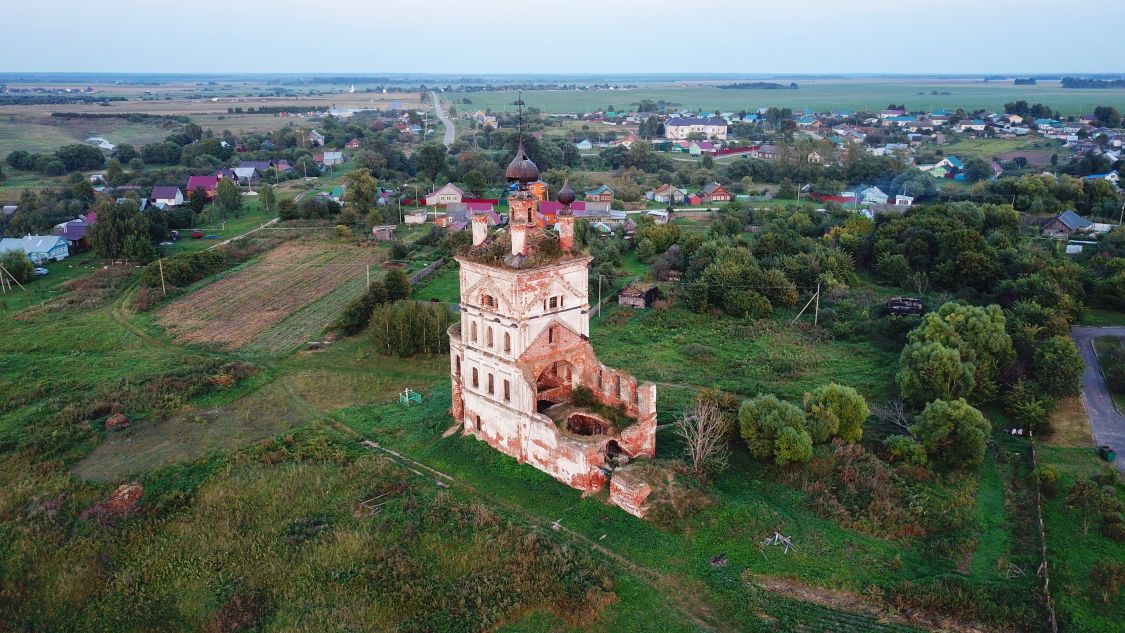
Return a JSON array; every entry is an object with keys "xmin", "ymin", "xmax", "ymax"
[{"xmin": 0, "ymin": 235, "xmax": 70, "ymax": 263}]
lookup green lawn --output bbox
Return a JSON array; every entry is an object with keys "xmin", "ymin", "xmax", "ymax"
[
  {"xmin": 411, "ymin": 262, "xmax": 461, "ymax": 304},
  {"xmin": 1081, "ymin": 308, "xmax": 1125, "ymax": 327}
]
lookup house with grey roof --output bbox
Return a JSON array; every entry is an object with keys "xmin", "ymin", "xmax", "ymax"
[{"xmin": 0, "ymin": 235, "xmax": 70, "ymax": 263}]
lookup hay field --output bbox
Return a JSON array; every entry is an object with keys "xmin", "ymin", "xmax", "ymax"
[{"xmin": 157, "ymin": 242, "xmax": 381, "ymax": 351}]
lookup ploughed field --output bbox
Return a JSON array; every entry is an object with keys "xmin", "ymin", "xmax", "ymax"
[{"xmin": 157, "ymin": 242, "xmax": 380, "ymax": 352}]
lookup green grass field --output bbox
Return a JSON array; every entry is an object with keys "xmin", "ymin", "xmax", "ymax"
[
  {"xmin": 461, "ymin": 80, "xmax": 1125, "ymax": 116},
  {"xmin": 1, "ymin": 206, "xmax": 1121, "ymax": 630}
]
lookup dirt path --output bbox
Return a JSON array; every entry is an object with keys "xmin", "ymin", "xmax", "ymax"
[{"xmin": 208, "ymin": 217, "xmax": 279, "ymax": 251}]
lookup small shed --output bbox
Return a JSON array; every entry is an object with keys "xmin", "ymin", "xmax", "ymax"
[
  {"xmin": 884, "ymin": 297, "xmax": 923, "ymax": 316},
  {"xmin": 371, "ymin": 225, "xmax": 397, "ymax": 241},
  {"xmin": 618, "ymin": 282, "xmax": 660, "ymax": 309}
]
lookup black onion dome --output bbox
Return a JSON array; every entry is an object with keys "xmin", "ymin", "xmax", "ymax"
[
  {"xmin": 556, "ymin": 180, "xmax": 576, "ymax": 206},
  {"xmin": 505, "ymin": 142, "xmax": 540, "ymax": 183}
]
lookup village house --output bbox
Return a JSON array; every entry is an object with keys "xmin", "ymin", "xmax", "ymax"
[
  {"xmin": 150, "ymin": 186, "xmax": 184, "ymax": 207},
  {"xmin": 425, "ymin": 183, "xmax": 465, "ymax": 206},
  {"xmin": 345, "ymin": 138, "xmax": 361, "ymax": 149},
  {"xmin": 232, "ymin": 167, "xmax": 258, "ymax": 184},
  {"xmin": 699, "ymin": 182, "xmax": 732, "ymax": 203},
  {"xmin": 449, "ymin": 144, "xmax": 657, "ymax": 517},
  {"xmin": 185, "ymin": 174, "xmax": 220, "ymax": 199},
  {"xmin": 0, "ymin": 235, "xmax": 70, "ymax": 263},
  {"xmin": 576, "ymin": 139, "xmax": 593, "ymax": 150},
  {"xmin": 1084, "ymin": 172, "xmax": 1120, "ymax": 187},
  {"xmin": 308, "ymin": 129, "xmax": 326, "ymax": 146},
  {"xmin": 618, "ymin": 282, "xmax": 660, "ymax": 309},
  {"xmin": 1043, "ymin": 210, "xmax": 1094, "ymax": 239},
  {"xmin": 664, "ymin": 116, "xmax": 728, "ymax": 140},
  {"xmin": 584, "ymin": 185, "xmax": 615, "ymax": 203},
  {"xmin": 861, "ymin": 186, "xmax": 889, "ymax": 205},
  {"xmin": 404, "ymin": 209, "xmax": 429, "ymax": 225},
  {"xmin": 648, "ymin": 183, "xmax": 686, "ymax": 204},
  {"xmin": 320, "ymin": 151, "xmax": 344, "ymax": 167},
  {"xmin": 751, "ymin": 144, "xmax": 776, "ymax": 160}
]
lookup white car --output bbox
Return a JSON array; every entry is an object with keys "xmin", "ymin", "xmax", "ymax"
[{"xmin": 33, "ymin": 267, "xmax": 49, "ymax": 276}]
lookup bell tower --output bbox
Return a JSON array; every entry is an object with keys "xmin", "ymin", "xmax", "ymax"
[{"xmin": 504, "ymin": 91, "xmax": 540, "ymax": 257}]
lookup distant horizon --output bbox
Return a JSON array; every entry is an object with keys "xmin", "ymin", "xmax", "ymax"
[
  {"xmin": 2, "ymin": 72, "xmax": 1124, "ymax": 82},
  {"xmin": 6, "ymin": 0, "xmax": 1124, "ymax": 75}
]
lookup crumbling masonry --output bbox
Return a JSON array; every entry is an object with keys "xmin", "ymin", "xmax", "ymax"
[{"xmin": 448, "ymin": 132, "xmax": 657, "ymax": 517}]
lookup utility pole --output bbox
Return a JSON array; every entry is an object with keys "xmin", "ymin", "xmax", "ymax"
[
  {"xmin": 0, "ymin": 264, "xmax": 27, "ymax": 293},
  {"xmin": 158, "ymin": 258, "xmax": 167, "ymax": 296},
  {"xmin": 366, "ymin": 264, "xmax": 371, "ymax": 290},
  {"xmin": 813, "ymin": 282, "xmax": 820, "ymax": 327}
]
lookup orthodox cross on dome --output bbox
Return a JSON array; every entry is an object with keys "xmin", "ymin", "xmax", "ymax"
[{"xmin": 514, "ymin": 89, "xmax": 526, "ymax": 140}]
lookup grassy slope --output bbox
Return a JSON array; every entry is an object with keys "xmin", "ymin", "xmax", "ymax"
[{"xmin": 1036, "ymin": 443, "xmax": 1125, "ymax": 632}]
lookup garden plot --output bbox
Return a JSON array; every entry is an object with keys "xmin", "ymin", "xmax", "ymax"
[{"xmin": 158, "ymin": 242, "xmax": 380, "ymax": 351}]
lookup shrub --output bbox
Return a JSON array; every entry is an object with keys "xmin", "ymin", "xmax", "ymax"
[
  {"xmin": 1030, "ymin": 465, "xmax": 1060, "ymax": 497},
  {"xmin": 571, "ymin": 385, "xmax": 597, "ymax": 407},
  {"xmin": 1004, "ymin": 380, "xmax": 1052, "ymax": 434},
  {"xmin": 1090, "ymin": 561, "xmax": 1124, "ymax": 604},
  {"xmin": 0, "ymin": 249, "xmax": 34, "ymax": 283},
  {"xmin": 738, "ymin": 394, "xmax": 809, "ymax": 463},
  {"xmin": 884, "ymin": 434, "xmax": 928, "ymax": 466},
  {"xmin": 329, "ymin": 281, "xmax": 388, "ymax": 335},
  {"xmin": 773, "ymin": 426, "xmax": 813, "ymax": 465},
  {"xmin": 910, "ymin": 399, "xmax": 991, "ymax": 471},
  {"xmin": 803, "ymin": 383, "xmax": 868, "ymax": 443}
]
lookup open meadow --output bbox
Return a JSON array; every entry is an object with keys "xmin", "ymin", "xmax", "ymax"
[{"xmin": 460, "ymin": 79, "xmax": 1125, "ymax": 115}]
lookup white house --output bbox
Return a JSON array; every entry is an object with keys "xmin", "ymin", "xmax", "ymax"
[
  {"xmin": 321, "ymin": 151, "xmax": 344, "ymax": 166},
  {"xmin": 664, "ymin": 117, "xmax": 728, "ymax": 140},
  {"xmin": 0, "ymin": 235, "xmax": 70, "ymax": 263},
  {"xmin": 895, "ymin": 194, "xmax": 915, "ymax": 206},
  {"xmin": 308, "ymin": 129, "xmax": 326, "ymax": 146},
  {"xmin": 150, "ymin": 186, "xmax": 184, "ymax": 207},
  {"xmin": 404, "ymin": 210, "xmax": 429, "ymax": 225},
  {"xmin": 576, "ymin": 139, "xmax": 593, "ymax": 150},
  {"xmin": 425, "ymin": 183, "xmax": 465, "ymax": 206}
]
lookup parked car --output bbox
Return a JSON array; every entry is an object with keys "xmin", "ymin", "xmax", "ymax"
[
  {"xmin": 190, "ymin": 229, "xmax": 204, "ymax": 239},
  {"xmin": 33, "ymin": 267, "xmax": 48, "ymax": 276}
]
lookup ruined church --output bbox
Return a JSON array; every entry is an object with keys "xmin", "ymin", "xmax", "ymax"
[{"xmin": 447, "ymin": 107, "xmax": 657, "ymax": 517}]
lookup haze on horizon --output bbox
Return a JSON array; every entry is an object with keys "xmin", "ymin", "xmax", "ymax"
[{"xmin": 6, "ymin": 0, "xmax": 1124, "ymax": 75}]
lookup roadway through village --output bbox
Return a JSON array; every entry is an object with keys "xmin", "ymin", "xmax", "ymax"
[
  {"xmin": 430, "ymin": 91, "xmax": 455, "ymax": 147},
  {"xmin": 1070, "ymin": 326, "xmax": 1125, "ymax": 472}
]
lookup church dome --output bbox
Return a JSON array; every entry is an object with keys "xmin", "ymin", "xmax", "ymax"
[
  {"xmin": 556, "ymin": 180, "xmax": 576, "ymax": 206},
  {"xmin": 505, "ymin": 142, "xmax": 540, "ymax": 183}
]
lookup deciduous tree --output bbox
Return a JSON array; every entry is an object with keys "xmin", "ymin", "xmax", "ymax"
[
  {"xmin": 675, "ymin": 397, "xmax": 731, "ymax": 479},
  {"xmin": 910, "ymin": 398, "xmax": 990, "ymax": 471}
]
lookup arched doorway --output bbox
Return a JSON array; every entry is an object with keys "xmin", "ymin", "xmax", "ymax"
[{"xmin": 536, "ymin": 360, "xmax": 576, "ymax": 413}]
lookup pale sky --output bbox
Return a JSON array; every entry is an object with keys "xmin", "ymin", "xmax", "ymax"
[{"xmin": 4, "ymin": 0, "xmax": 1123, "ymax": 75}]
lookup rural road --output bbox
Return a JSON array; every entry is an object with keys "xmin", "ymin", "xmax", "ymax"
[
  {"xmin": 431, "ymin": 91, "xmax": 455, "ymax": 147},
  {"xmin": 1070, "ymin": 326, "xmax": 1125, "ymax": 472}
]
